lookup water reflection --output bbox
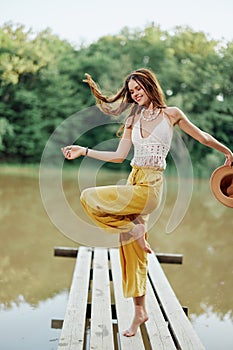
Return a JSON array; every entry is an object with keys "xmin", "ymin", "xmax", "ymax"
[
  {"xmin": 0, "ymin": 170, "xmax": 77, "ymax": 308},
  {"xmin": 151, "ymin": 177, "xmax": 233, "ymax": 321},
  {"xmin": 0, "ymin": 167, "xmax": 232, "ymax": 349},
  {"xmin": 0, "ymin": 292, "xmax": 68, "ymax": 350}
]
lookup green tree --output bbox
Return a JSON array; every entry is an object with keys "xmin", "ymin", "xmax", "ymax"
[
  {"xmin": 0, "ymin": 23, "xmax": 232, "ymax": 173},
  {"xmin": 0, "ymin": 24, "xmax": 84, "ymax": 162}
]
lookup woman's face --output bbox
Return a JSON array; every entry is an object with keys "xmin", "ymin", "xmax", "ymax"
[{"xmin": 128, "ymin": 79, "xmax": 150, "ymax": 107}]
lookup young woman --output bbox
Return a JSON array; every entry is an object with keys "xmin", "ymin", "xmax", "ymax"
[{"xmin": 62, "ymin": 68, "xmax": 233, "ymax": 337}]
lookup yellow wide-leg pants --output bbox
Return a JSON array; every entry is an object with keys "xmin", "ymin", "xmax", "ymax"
[{"xmin": 80, "ymin": 166, "xmax": 163, "ymax": 298}]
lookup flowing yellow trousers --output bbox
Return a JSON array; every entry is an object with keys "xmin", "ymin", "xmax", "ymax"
[{"xmin": 80, "ymin": 166, "xmax": 163, "ymax": 298}]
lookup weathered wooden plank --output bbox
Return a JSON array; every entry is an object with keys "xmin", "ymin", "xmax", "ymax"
[
  {"xmin": 109, "ymin": 248, "xmax": 145, "ymax": 350},
  {"xmin": 90, "ymin": 248, "xmax": 115, "ymax": 350},
  {"xmin": 145, "ymin": 278, "xmax": 177, "ymax": 349},
  {"xmin": 148, "ymin": 252, "xmax": 205, "ymax": 350},
  {"xmin": 51, "ymin": 319, "xmax": 63, "ymax": 329},
  {"xmin": 156, "ymin": 252, "xmax": 183, "ymax": 264},
  {"xmin": 54, "ymin": 246, "xmax": 78, "ymax": 258},
  {"xmin": 54, "ymin": 246, "xmax": 183, "ymax": 264},
  {"xmin": 55, "ymin": 246, "xmax": 202, "ymax": 350},
  {"xmin": 58, "ymin": 246, "xmax": 92, "ymax": 350}
]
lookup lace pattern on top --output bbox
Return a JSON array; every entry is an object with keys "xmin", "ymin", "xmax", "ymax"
[
  {"xmin": 131, "ymin": 143, "xmax": 169, "ymax": 168},
  {"xmin": 130, "ymin": 115, "xmax": 172, "ymax": 169}
]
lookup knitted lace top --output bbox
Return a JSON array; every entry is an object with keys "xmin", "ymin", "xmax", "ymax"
[{"xmin": 131, "ymin": 113, "xmax": 173, "ymax": 169}]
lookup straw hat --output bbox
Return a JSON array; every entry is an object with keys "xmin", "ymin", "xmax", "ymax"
[{"xmin": 210, "ymin": 165, "xmax": 233, "ymax": 208}]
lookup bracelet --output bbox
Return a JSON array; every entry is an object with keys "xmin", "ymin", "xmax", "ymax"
[{"xmin": 85, "ymin": 147, "xmax": 89, "ymax": 156}]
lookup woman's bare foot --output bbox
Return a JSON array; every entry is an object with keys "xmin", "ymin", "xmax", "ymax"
[
  {"xmin": 130, "ymin": 224, "xmax": 152, "ymax": 253},
  {"xmin": 123, "ymin": 306, "xmax": 149, "ymax": 337},
  {"xmin": 137, "ymin": 235, "xmax": 152, "ymax": 254}
]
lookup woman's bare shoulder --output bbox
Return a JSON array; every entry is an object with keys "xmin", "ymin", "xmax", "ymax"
[
  {"xmin": 163, "ymin": 106, "xmax": 184, "ymax": 126},
  {"xmin": 125, "ymin": 113, "xmax": 140, "ymax": 128}
]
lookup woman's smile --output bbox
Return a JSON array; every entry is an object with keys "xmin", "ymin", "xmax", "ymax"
[{"xmin": 128, "ymin": 79, "xmax": 150, "ymax": 107}]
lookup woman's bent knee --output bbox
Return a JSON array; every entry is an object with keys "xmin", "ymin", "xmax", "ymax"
[{"xmin": 80, "ymin": 187, "xmax": 92, "ymax": 204}]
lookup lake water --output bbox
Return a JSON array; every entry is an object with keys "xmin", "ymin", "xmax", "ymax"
[{"xmin": 0, "ymin": 166, "xmax": 232, "ymax": 350}]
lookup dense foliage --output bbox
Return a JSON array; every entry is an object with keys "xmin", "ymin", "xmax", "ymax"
[{"xmin": 0, "ymin": 23, "xmax": 232, "ymax": 174}]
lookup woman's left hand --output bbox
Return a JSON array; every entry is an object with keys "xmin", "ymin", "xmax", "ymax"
[{"xmin": 224, "ymin": 151, "xmax": 233, "ymax": 166}]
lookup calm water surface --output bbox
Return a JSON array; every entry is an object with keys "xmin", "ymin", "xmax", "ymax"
[{"xmin": 0, "ymin": 166, "xmax": 232, "ymax": 350}]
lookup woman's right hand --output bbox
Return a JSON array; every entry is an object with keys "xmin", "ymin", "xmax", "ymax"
[{"xmin": 61, "ymin": 145, "xmax": 85, "ymax": 160}]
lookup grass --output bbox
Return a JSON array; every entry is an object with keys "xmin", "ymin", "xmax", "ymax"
[{"xmin": 0, "ymin": 163, "xmax": 40, "ymax": 177}]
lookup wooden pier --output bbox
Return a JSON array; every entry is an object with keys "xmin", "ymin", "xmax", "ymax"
[{"xmin": 52, "ymin": 246, "xmax": 205, "ymax": 350}]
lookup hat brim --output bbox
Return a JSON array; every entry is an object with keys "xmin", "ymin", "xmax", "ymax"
[{"xmin": 210, "ymin": 165, "xmax": 233, "ymax": 208}]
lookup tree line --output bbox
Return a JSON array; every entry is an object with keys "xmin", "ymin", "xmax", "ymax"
[{"xmin": 0, "ymin": 22, "xmax": 232, "ymax": 174}]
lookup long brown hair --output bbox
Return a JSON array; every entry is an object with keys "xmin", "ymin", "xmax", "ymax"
[{"xmin": 83, "ymin": 68, "xmax": 167, "ymax": 134}]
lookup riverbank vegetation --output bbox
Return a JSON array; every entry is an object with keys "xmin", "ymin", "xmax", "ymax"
[{"xmin": 0, "ymin": 22, "xmax": 232, "ymax": 175}]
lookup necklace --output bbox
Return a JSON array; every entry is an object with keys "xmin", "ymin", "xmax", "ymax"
[{"xmin": 140, "ymin": 107, "xmax": 161, "ymax": 122}]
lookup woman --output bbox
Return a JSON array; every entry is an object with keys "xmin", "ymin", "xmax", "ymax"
[{"xmin": 62, "ymin": 68, "xmax": 233, "ymax": 337}]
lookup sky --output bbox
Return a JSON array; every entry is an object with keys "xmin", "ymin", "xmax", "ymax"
[{"xmin": 1, "ymin": 0, "xmax": 233, "ymax": 46}]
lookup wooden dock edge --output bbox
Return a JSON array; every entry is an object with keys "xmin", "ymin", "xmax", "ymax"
[
  {"xmin": 54, "ymin": 246, "xmax": 183, "ymax": 264},
  {"xmin": 52, "ymin": 246, "xmax": 205, "ymax": 350}
]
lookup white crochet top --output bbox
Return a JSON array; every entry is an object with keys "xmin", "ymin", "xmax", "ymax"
[{"xmin": 131, "ymin": 113, "xmax": 173, "ymax": 169}]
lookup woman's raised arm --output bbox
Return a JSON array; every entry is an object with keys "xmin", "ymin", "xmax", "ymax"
[
  {"xmin": 62, "ymin": 123, "xmax": 133, "ymax": 163},
  {"xmin": 174, "ymin": 107, "xmax": 233, "ymax": 166}
]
